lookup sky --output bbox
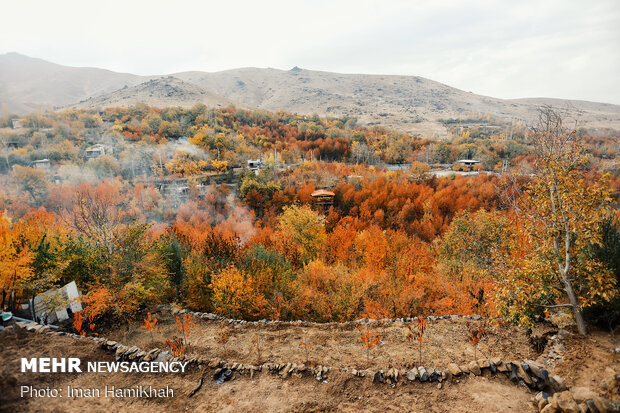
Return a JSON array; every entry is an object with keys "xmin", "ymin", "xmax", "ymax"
[{"xmin": 2, "ymin": 0, "xmax": 619, "ymax": 104}]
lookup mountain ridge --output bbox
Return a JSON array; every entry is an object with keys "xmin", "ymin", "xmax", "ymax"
[
  {"xmin": 2, "ymin": 53, "xmax": 619, "ymax": 136},
  {"xmin": 0, "ymin": 52, "xmax": 146, "ymax": 113}
]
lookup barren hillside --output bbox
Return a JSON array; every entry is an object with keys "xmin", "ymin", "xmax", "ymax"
[
  {"xmin": 176, "ymin": 67, "xmax": 620, "ymax": 136},
  {"xmin": 0, "ymin": 53, "xmax": 145, "ymax": 113},
  {"xmin": 71, "ymin": 77, "xmax": 233, "ymax": 110},
  {"xmin": 2, "ymin": 53, "xmax": 620, "ymax": 137}
]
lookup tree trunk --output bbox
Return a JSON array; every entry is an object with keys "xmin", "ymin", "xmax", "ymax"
[
  {"xmin": 562, "ymin": 276, "xmax": 587, "ymax": 335},
  {"xmin": 8, "ymin": 290, "xmax": 15, "ymax": 312},
  {"xmin": 31, "ymin": 291, "xmax": 37, "ymax": 321}
]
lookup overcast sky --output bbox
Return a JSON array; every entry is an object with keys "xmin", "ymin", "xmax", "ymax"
[{"xmin": 2, "ymin": 0, "xmax": 619, "ymax": 103}]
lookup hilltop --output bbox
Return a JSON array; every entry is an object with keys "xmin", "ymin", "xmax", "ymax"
[{"xmin": 71, "ymin": 77, "xmax": 233, "ymax": 110}]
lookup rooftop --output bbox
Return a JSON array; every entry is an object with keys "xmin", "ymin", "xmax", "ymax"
[{"xmin": 311, "ymin": 189, "xmax": 335, "ymax": 197}]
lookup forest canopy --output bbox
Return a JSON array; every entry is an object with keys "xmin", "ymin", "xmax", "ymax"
[{"xmin": 0, "ymin": 104, "xmax": 617, "ymax": 333}]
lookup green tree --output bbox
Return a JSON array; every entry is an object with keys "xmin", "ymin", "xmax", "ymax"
[{"xmin": 583, "ymin": 215, "xmax": 620, "ymax": 332}]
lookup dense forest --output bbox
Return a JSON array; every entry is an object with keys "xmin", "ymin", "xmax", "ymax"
[{"xmin": 0, "ymin": 104, "xmax": 618, "ymax": 335}]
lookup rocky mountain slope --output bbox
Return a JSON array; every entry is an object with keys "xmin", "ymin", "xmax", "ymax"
[
  {"xmin": 2, "ymin": 53, "xmax": 620, "ymax": 137},
  {"xmin": 175, "ymin": 67, "xmax": 620, "ymax": 136}
]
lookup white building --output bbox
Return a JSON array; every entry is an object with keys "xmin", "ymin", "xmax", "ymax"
[
  {"xmin": 86, "ymin": 144, "xmax": 108, "ymax": 160},
  {"xmin": 33, "ymin": 159, "xmax": 51, "ymax": 171}
]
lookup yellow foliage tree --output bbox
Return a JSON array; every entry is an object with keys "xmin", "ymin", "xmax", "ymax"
[
  {"xmin": 500, "ymin": 107, "xmax": 615, "ymax": 334},
  {"xmin": 276, "ymin": 205, "xmax": 326, "ymax": 264},
  {"xmin": 211, "ymin": 159, "xmax": 229, "ymax": 173},
  {"xmin": 211, "ymin": 265, "xmax": 263, "ymax": 319}
]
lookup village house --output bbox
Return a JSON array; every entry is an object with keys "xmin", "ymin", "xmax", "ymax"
[
  {"xmin": 452, "ymin": 159, "xmax": 481, "ymax": 172},
  {"xmin": 85, "ymin": 144, "xmax": 108, "ymax": 160},
  {"xmin": 247, "ymin": 158, "xmax": 265, "ymax": 175},
  {"xmin": 33, "ymin": 159, "xmax": 51, "ymax": 171},
  {"xmin": 11, "ymin": 118, "xmax": 27, "ymax": 129},
  {"xmin": 311, "ymin": 189, "xmax": 335, "ymax": 214},
  {"xmin": 7, "ymin": 138, "xmax": 24, "ymax": 149},
  {"xmin": 247, "ymin": 159, "xmax": 264, "ymax": 170}
]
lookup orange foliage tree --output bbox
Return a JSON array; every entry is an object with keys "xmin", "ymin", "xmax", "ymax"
[
  {"xmin": 166, "ymin": 313, "xmax": 196, "ymax": 356},
  {"xmin": 499, "ymin": 108, "xmax": 616, "ymax": 334},
  {"xmin": 358, "ymin": 326, "xmax": 382, "ymax": 365},
  {"xmin": 216, "ymin": 321, "xmax": 231, "ymax": 356},
  {"xmin": 467, "ymin": 320, "xmax": 488, "ymax": 361},
  {"xmin": 406, "ymin": 316, "xmax": 427, "ymax": 366},
  {"xmin": 0, "ymin": 212, "xmax": 34, "ymax": 311},
  {"xmin": 141, "ymin": 312, "xmax": 158, "ymax": 344}
]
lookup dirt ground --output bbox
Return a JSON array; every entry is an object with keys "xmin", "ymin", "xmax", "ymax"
[
  {"xmin": 552, "ymin": 330, "xmax": 619, "ymax": 389},
  {"xmin": 1, "ymin": 314, "xmax": 617, "ymax": 413},
  {"xmin": 105, "ymin": 313, "xmax": 540, "ymax": 372}
]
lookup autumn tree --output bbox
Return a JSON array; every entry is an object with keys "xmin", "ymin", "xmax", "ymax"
[
  {"xmin": 358, "ymin": 326, "xmax": 381, "ymax": 365},
  {"xmin": 500, "ymin": 107, "xmax": 615, "ymax": 334},
  {"xmin": 13, "ymin": 210, "xmax": 69, "ymax": 319},
  {"xmin": 439, "ymin": 209, "xmax": 517, "ymax": 314},
  {"xmin": 12, "ymin": 165, "xmax": 50, "ymax": 205},
  {"xmin": 67, "ymin": 181, "xmax": 169, "ymax": 319},
  {"xmin": 69, "ymin": 182, "xmax": 125, "ymax": 274},
  {"xmin": 406, "ymin": 316, "xmax": 427, "ymax": 366},
  {"xmin": 295, "ymin": 260, "xmax": 364, "ymax": 321},
  {"xmin": 408, "ymin": 161, "xmax": 431, "ymax": 182},
  {"xmin": 237, "ymin": 244, "xmax": 296, "ymax": 320},
  {"xmin": 298, "ymin": 337, "xmax": 311, "ymax": 364},
  {"xmin": 211, "ymin": 265, "xmax": 263, "ymax": 319},
  {"xmin": 467, "ymin": 320, "xmax": 488, "ymax": 360},
  {"xmin": 88, "ymin": 154, "xmax": 121, "ymax": 178},
  {"xmin": 166, "ymin": 313, "xmax": 196, "ymax": 356},
  {"xmin": 440, "ymin": 210, "xmax": 516, "ymax": 281},
  {"xmin": 211, "ymin": 159, "xmax": 229, "ymax": 173},
  {"xmin": 180, "ymin": 253, "xmax": 211, "ymax": 310},
  {"xmin": 74, "ymin": 311, "xmax": 86, "ymax": 336},
  {"xmin": 251, "ymin": 334, "xmax": 263, "ymax": 364},
  {"xmin": 141, "ymin": 312, "xmax": 158, "ymax": 344},
  {"xmin": 216, "ymin": 321, "xmax": 231, "ymax": 356},
  {"xmin": 0, "ymin": 212, "xmax": 33, "ymax": 310},
  {"xmin": 582, "ymin": 215, "xmax": 620, "ymax": 332},
  {"xmin": 276, "ymin": 204, "xmax": 326, "ymax": 264}
]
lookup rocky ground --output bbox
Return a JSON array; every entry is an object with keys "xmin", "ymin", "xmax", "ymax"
[{"xmin": 0, "ymin": 312, "xmax": 617, "ymax": 413}]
